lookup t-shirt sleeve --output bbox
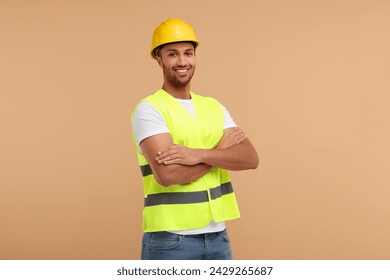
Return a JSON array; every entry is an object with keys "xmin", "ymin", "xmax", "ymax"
[
  {"xmin": 132, "ymin": 101, "xmax": 170, "ymax": 153},
  {"xmin": 219, "ymin": 103, "xmax": 237, "ymax": 129}
]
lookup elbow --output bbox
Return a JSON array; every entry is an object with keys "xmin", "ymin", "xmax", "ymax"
[
  {"xmin": 253, "ymin": 156, "xmax": 260, "ymax": 169},
  {"xmin": 159, "ymin": 180, "xmax": 174, "ymax": 188},
  {"xmin": 155, "ymin": 175, "xmax": 173, "ymax": 187},
  {"xmin": 232, "ymin": 155, "xmax": 259, "ymax": 171},
  {"xmin": 150, "ymin": 165, "xmax": 175, "ymax": 187},
  {"xmin": 241, "ymin": 141, "xmax": 259, "ymax": 170},
  {"xmin": 249, "ymin": 153, "xmax": 260, "ymax": 169},
  {"xmin": 153, "ymin": 164, "xmax": 197, "ymax": 186},
  {"xmin": 154, "ymin": 171, "xmax": 179, "ymax": 187}
]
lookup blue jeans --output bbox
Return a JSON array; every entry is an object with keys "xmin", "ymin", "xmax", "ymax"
[{"xmin": 141, "ymin": 229, "xmax": 233, "ymax": 260}]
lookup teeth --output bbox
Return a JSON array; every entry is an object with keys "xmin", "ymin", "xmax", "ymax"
[{"xmin": 176, "ymin": 69, "xmax": 188, "ymax": 73}]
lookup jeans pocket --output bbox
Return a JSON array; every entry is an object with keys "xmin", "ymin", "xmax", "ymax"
[
  {"xmin": 220, "ymin": 230, "xmax": 230, "ymax": 242},
  {"xmin": 150, "ymin": 232, "xmax": 183, "ymax": 250}
]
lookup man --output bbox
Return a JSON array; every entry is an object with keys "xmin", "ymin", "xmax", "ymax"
[{"xmin": 131, "ymin": 18, "xmax": 259, "ymax": 260}]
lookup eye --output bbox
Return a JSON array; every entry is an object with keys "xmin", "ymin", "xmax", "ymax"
[
  {"xmin": 168, "ymin": 52, "xmax": 177, "ymax": 57},
  {"xmin": 185, "ymin": 51, "xmax": 194, "ymax": 56}
]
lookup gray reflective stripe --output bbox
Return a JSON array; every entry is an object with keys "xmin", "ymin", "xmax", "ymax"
[
  {"xmin": 145, "ymin": 191, "xmax": 208, "ymax": 207},
  {"xmin": 210, "ymin": 182, "xmax": 233, "ymax": 199},
  {"xmin": 144, "ymin": 182, "xmax": 234, "ymax": 207},
  {"xmin": 140, "ymin": 164, "xmax": 153, "ymax": 177}
]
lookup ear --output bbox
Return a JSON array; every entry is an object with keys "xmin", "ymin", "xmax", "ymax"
[{"xmin": 156, "ymin": 55, "xmax": 163, "ymax": 68}]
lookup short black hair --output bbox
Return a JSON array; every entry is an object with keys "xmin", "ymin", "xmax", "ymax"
[{"xmin": 153, "ymin": 41, "xmax": 197, "ymax": 58}]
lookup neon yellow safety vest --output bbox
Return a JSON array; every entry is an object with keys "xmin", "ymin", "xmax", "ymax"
[{"xmin": 132, "ymin": 89, "xmax": 240, "ymax": 232}]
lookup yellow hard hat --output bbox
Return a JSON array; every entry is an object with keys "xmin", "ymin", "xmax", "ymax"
[{"xmin": 150, "ymin": 18, "xmax": 199, "ymax": 59}]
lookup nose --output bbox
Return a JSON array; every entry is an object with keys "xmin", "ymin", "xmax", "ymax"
[{"xmin": 176, "ymin": 53, "xmax": 186, "ymax": 66}]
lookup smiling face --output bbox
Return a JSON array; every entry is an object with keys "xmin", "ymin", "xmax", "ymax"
[{"xmin": 156, "ymin": 42, "xmax": 196, "ymax": 90}]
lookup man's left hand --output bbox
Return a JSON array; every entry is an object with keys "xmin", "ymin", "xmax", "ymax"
[{"xmin": 156, "ymin": 145, "xmax": 200, "ymax": 166}]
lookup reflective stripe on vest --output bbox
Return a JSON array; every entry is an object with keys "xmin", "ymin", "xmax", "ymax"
[
  {"xmin": 140, "ymin": 164, "xmax": 153, "ymax": 177},
  {"xmin": 140, "ymin": 164, "xmax": 235, "ymax": 205},
  {"xmin": 144, "ymin": 182, "xmax": 233, "ymax": 207}
]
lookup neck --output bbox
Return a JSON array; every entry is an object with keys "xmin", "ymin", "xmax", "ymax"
[{"xmin": 162, "ymin": 83, "xmax": 191, "ymax": 99}]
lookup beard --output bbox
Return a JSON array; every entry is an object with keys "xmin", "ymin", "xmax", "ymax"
[{"xmin": 162, "ymin": 64, "xmax": 195, "ymax": 88}]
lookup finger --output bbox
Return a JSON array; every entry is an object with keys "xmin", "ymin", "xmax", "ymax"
[
  {"xmin": 157, "ymin": 144, "xmax": 177, "ymax": 155},
  {"xmin": 232, "ymin": 131, "xmax": 244, "ymax": 141},
  {"xmin": 163, "ymin": 158, "xmax": 181, "ymax": 165},
  {"xmin": 229, "ymin": 131, "xmax": 246, "ymax": 144},
  {"xmin": 157, "ymin": 153, "xmax": 180, "ymax": 164},
  {"xmin": 156, "ymin": 153, "xmax": 169, "ymax": 163},
  {"xmin": 236, "ymin": 134, "xmax": 247, "ymax": 144},
  {"xmin": 232, "ymin": 129, "xmax": 244, "ymax": 138},
  {"xmin": 157, "ymin": 149, "xmax": 178, "ymax": 158}
]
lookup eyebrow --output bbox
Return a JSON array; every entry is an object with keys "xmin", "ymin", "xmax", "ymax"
[{"xmin": 165, "ymin": 48, "xmax": 194, "ymax": 52}]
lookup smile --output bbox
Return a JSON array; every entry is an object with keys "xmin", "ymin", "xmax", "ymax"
[{"xmin": 175, "ymin": 69, "xmax": 189, "ymax": 73}]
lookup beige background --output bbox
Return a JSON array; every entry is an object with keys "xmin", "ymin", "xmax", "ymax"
[{"xmin": 1, "ymin": 0, "xmax": 389, "ymax": 259}]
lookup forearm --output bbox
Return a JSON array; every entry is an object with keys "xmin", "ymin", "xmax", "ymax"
[
  {"xmin": 198, "ymin": 139, "xmax": 259, "ymax": 170},
  {"xmin": 150, "ymin": 129, "xmax": 258, "ymax": 186},
  {"xmin": 154, "ymin": 162, "xmax": 212, "ymax": 187},
  {"xmin": 157, "ymin": 138, "xmax": 259, "ymax": 171}
]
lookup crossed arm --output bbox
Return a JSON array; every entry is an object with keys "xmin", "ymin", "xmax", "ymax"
[{"xmin": 139, "ymin": 128, "xmax": 259, "ymax": 187}]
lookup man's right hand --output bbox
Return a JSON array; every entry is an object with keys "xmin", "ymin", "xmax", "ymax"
[{"xmin": 216, "ymin": 128, "xmax": 247, "ymax": 149}]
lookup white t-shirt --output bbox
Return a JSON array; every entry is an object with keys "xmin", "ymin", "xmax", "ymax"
[{"xmin": 132, "ymin": 97, "xmax": 237, "ymax": 235}]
